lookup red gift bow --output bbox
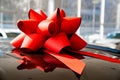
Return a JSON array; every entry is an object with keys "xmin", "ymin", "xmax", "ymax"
[
  {"xmin": 11, "ymin": 8, "xmax": 86, "ymax": 75},
  {"xmin": 11, "ymin": 8, "xmax": 86, "ymax": 52},
  {"xmin": 11, "ymin": 8, "xmax": 120, "ymax": 78}
]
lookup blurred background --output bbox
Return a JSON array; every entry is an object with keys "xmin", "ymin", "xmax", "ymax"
[
  {"xmin": 0, "ymin": 0, "xmax": 120, "ymax": 50},
  {"xmin": 0, "ymin": 1, "xmax": 120, "ymax": 80}
]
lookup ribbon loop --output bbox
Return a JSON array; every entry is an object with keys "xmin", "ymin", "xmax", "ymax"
[
  {"xmin": 36, "ymin": 20, "xmax": 59, "ymax": 37},
  {"xmin": 17, "ymin": 19, "xmax": 39, "ymax": 34},
  {"xmin": 44, "ymin": 32, "xmax": 71, "ymax": 53},
  {"xmin": 28, "ymin": 9, "xmax": 45, "ymax": 21},
  {"xmin": 61, "ymin": 17, "xmax": 81, "ymax": 35}
]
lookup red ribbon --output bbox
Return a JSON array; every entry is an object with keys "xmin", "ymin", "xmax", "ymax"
[{"xmin": 10, "ymin": 8, "xmax": 120, "ymax": 77}]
